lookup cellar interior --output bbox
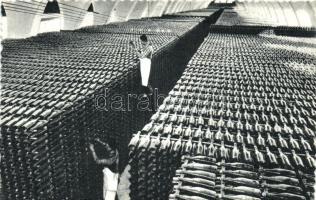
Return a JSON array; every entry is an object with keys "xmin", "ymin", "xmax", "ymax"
[{"xmin": 1, "ymin": 0, "xmax": 316, "ymax": 200}]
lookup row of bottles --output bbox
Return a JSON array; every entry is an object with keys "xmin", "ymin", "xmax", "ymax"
[{"xmin": 169, "ymin": 156, "xmax": 313, "ymax": 200}]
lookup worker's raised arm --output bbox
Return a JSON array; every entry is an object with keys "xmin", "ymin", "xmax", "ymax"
[
  {"xmin": 129, "ymin": 41, "xmax": 142, "ymax": 57},
  {"xmin": 89, "ymin": 144, "xmax": 118, "ymax": 166}
]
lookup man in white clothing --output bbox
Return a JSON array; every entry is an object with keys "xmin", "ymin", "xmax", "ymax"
[
  {"xmin": 130, "ymin": 34, "xmax": 154, "ymax": 97},
  {"xmin": 89, "ymin": 138, "xmax": 119, "ymax": 200}
]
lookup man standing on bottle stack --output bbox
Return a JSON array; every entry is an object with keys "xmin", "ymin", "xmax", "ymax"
[{"xmin": 130, "ymin": 34, "xmax": 154, "ymax": 98}]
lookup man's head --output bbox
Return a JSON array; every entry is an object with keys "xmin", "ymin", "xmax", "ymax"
[
  {"xmin": 140, "ymin": 34, "xmax": 148, "ymax": 46},
  {"xmin": 94, "ymin": 137, "xmax": 117, "ymax": 159}
]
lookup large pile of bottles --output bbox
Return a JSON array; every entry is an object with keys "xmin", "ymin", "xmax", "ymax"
[
  {"xmin": 128, "ymin": 31, "xmax": 316, "ymax": 200},
  {"xmin": 0, "ymin": 12, "xmax": 213, "ymax": 200}
]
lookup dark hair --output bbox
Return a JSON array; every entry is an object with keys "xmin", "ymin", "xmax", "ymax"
[
  {"xmin": 140, "ymin": 34, "xmax": 148, "ymax": 42},
  {"xmin": 93, "ymin": 138, "xmax": 117, "ymax": 159}
]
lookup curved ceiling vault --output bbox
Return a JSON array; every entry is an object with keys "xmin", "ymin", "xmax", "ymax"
[
  {"xmin": 1, "ymin": 0, "xmax": 315, "ymax": 39},
  {"xmin": 235, "ymin": 0, "xmax": 316, "ymax": 27}
]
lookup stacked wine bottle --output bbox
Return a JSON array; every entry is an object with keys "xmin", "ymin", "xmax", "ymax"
[
  {"xmin": 128, "ymin": 30, "xmax": 316, "ymax": 199},
  {"xmin": 169, "ymin": 156, "xmax": 313, "ymax": 200},
  {"xmin": 1, "ymin": 12, "xmax": 214, "ymax": 200}
]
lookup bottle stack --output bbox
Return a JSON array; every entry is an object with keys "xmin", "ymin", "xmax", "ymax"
[
  {"xmin": 170, "ymin": 156, "xmax": 218, "ymax": 200},
  {"xmin": 1, "ymin": 12, "xmax": 214, "ymax": 200},
  {"xmin": 169, "ymin": 157, "xmax": 312, "ymax": 200},
  {"xmin": 214, "ymin": 9, "xmax": 316, "ymax": 37},
  {"xmin": 128, "ymin": 30, "xmax": 316, "ymax": 199}
]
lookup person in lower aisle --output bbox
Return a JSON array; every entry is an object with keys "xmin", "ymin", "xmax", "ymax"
[
  {"xmin": 89, "ymin": 138, "xmax": 119, "ymax": 200},
  {"xmin": 129, "ymin": 34, "xmax": 154, "ymax": 98}
]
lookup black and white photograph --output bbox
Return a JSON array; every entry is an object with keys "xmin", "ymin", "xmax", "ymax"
[{"xmin": 0, "ymin": 0, "xmax": 316, "ymax": 199}]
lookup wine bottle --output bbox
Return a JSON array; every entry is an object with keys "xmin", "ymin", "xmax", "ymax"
[
  {"xmin": 278, "ymin": 148, "xmax": 292, "ymax": 168},
  {"xmin": 236, "ymin": 130, "xmax": 244, "ymax": 143},
  {"xmin": 225, "ymin": 129, "xmax": 234, "ymax": 143},
  {"xmin": 179, "ymin": 177, "xmax": 215, "ymax": 187},
  {"xmin": 176, "ymin": 169, "xmax": 216, "ymax": 180},
  {"xmin": 235, "ymin": 109, "xmax": 242, "ymax": 119},
  {"xmin": 174, "ymin": 194, "xmax": 208, "ymax": 200},
  {"xmin": 262, "ymin": 167, "xmax": 297, "ymax": 177},
  {"xmin": 254, "ymin": 121, "xmax": 262, "ymax": 132},
  {"xmin": 266, "ymin": 147, "xmax": 278, "ymax": 165},
  {"xmin": 215, "ymin": 128, "xmax": 223, "ymax": 141},
  {"xmin": 184, "ymin": 125, "xmax": 192, "ymax": 138},
  {"xmin": 264, "ymin": 183, "xmax": 302, "ymax": 194},
  {"xmin": 232, "ymin": 143, "xmax": 240, "ymax": 161},
  {"xmin": 143, "ymin": 121, "xmax": 154, "ymax": 132},
  {"xmin": 184, "ymin": 137, "xmax": 193, "ymax": 154},
  {"xmin": 283, "ymin": 123, "xmax": 293, "ymax": 135},
  {"xmin": 207, "ymin": 142, "xmax": 217, "ymax": 157},
  {"xmin": 150, "ymin": 111, "xmax": 160, "ymax": 121},
  {"xmin": 170, "ymin": 113, "xmax": 178, "ymax": 123},
  {"xmin": 304, "ymin": 125, "xmax": 315, "ymax": 137},
  {"xmin": 224, "ymin": 170, "xmax": 257, "ymax": 179},
  {"xmin": 179, "ymin": 186, "xmax": 216, "ymax": 198},
  {"xmin": 223, "ymin": 177, "xmax": 259, "ymax": 188},
  {"xmin": 242, "ymin": 144, "xmax": 252, "ymax": 162},
  {"xmin": 196, "ymin": 138, "xmax": 204, "ymax": 155},
  {"xmin": 237, "ymin": 119, "xmax": 243, "ymax": 130},
  {"xmin": 161, "ymin": 134, "xmax": 171, "ymax": 150},
  {"xmin": 173, "ymin": 137, "xmax": 182, "ymax": 152},
  {"xmin": 218, "ymin": 117, "xmax": 225, "ymax": 128},
  {"xmin": 305, "ymin": 151, "xmax": 316, "ymax": 168},
  {"xmin": 223, "ymin": 186, "xmax": 261, "ymax": 197},
  {"xmin": 292, "ymin": 150, "xmax": 304, "ymax": 167},
  {"xmin": 198, "ymin": 115, "xmax": 204, "ymax": 126},
  {"xmin": 254, "ymin": 145, "xmax": 265, "ymax": 164},
  {"xmin": 261, "ymin": 175, "xmax": 299, "ymax": 185},
  {"xmin": 220, "ymin": 141, "xmax": 229, "ymax": 159},
  {"xmin": 224, "ymin": 162, "xmax": 254, "ymax": 170},
  {"xmin": 246, "ymin": 133, "xmax": 254, "ymax": 145},
  {"xmin": 245, "ymin": 120, "xmax": 252, "ymax": 132},
  {"xmin": 289, "ymin": 135, "xmax": 300, "ymax": 150},
  {"xmin": 163, "ymin": 123, "xmax": 173, "ymax": 135},
  {"xmin": 257, "ymin": 133, "xmax": 265, "ymax": 147},
  {"xmin": 262, "ymin": 113, "xmax": 268, "ymax": 123},
  {"xmin": 244, "ymin": 110, "xmax": 250, "ymax": 121},
  {"xmin": 183, "ymin": 162, "xmax": 217, "ymax": 172},
  {"xmin": 278, "ymin": 134, "xmax": 288, "ymax": 149},
  {"xmin": 227, "ymin": 117, "xmax": 234, "ymax": 129},
  {"xmin": 194, "ymin": 126, "xmax": 203, "ymax": 139},
  {"xmin": 189, "ymin": 114, "xmax": 196, "ymax": 125},
  {"xmin": 204, "ymin": 127, "xmax": 214, "ymax": 140},
  {"xmin": 175, "ymin": 124, "xmax": 183, "ymax": 136},
  {"xmin": 267, "ymin": 133, "xmax": 277, "ymax": 147},
  {"xmin": 129, "ymin": 131, "xmax": 140, "ymax": 147},
  {"xmin": 222, "ymin": 194, "xmax": 260, "ymax": 200},
  {"xmin": 294, "ymin": 124, "xmax": 304, "ymax": 136},
  {"xmin": 208, "ymin": 116, "xmax": 217, "ymax": 127},
  {"xmin": 300, "ymin": 136, "xmax": 312, "ymax": 151}
]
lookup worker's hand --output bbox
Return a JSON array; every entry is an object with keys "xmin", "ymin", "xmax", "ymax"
[
  {"xmin": 95, "ymin": 138, "xmax": 101, "ymax": 143},
  {"xmin": 89, "ymin": 143, "xmax": 94, "ymax": 152}
]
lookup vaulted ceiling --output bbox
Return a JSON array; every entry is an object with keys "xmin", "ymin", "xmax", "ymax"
[{"xmin": 1, "ymin": 0, "xmax": 315, "ymax": 39}]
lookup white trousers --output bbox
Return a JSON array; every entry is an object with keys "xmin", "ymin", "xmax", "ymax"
[
  {"xmin": 103, "ymin": 168, "xmax": 119, "ymax": 200},
  {"xmin": 140, "ymin": 58, "xmax": 151, "ymax": 87}
]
